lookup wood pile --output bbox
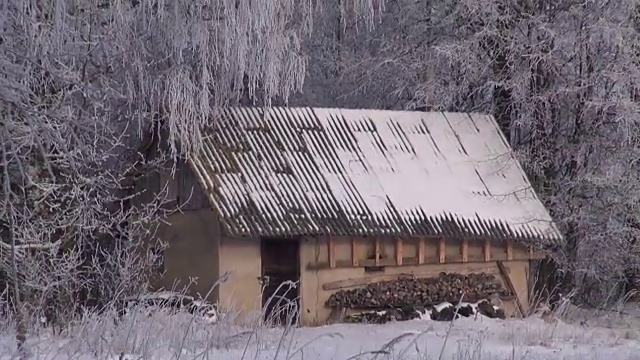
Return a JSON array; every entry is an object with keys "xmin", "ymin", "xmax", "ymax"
[
  {"xmin": 326, "ymin": 272, "xmax": 511, "ymax": 309},
  {"xmin": 342, "ymin": 307, "xmax": 422, "ymax": 324},
  {"xmin": 342, "ymin": 299, "xmax": 507, "ymax": 324}
]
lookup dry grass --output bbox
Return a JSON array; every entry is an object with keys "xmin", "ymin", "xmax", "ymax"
[{"xmin": 1, "ymin": 282, "xmax": 639, "ymax": 360}]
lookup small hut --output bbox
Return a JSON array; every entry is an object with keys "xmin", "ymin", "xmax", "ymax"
[{"xmin": 143, "ymin": 107, "xmax": 562, "ymax": 325}]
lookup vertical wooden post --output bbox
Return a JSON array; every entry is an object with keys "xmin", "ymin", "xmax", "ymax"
[
  {"xmin": 438, "ymin": 238, "xmax": 446, "ymax": 263},
  {"xmin": 483, "ymin": 238, "xmax": 491, "ymax": 262},
  {"xmin": 328, "ymin": 236, "xmax": 336, "ymax": 268},
  {"xmin": 374, "ymin": 238, "xmax": 380, "ymax": 266},
  {"xmin": 506, "ymin": 241, "xmax": 513, "ymax": 261},
  {"xmin": 395, "ymin": 238, "xmax": 403, "ymax": 265},
  {"xmin": 417, "ymin": 238, "xmax": 425, "ymax": 264},
  {"xmin": 351, "ymin": 237, "xmax": 358, "ymax": 266},
  {"xmin": 461, "ymin": 238, "xmax": 469, "ymax": 262},
  {"xmin": 497, "ymin": 261, "xmax": 525, "ymax": 316}
]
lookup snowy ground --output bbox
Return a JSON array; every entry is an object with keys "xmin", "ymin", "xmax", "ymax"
[{"xmin": 2, "ymin": 305, "xmax": 640, "ymax": 360}]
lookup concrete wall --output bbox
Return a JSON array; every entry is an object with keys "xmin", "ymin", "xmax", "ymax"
[
  {"xmin": 218, "ymin": 238, "xmax": 262, "ymax": 323},
  {"xmin": 155, "ymin": 211, "xmax": 263, "ymax": 324},
  {"xmin": 299, "ymin": 236, "xmax": 532, "ymax": 326},
  {"xmin": 153, "ymin": 209, "xmax": 221, "ymax": 302}
]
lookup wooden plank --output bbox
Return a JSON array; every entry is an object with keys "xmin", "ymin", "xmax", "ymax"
[
  {"xmin": 400, "ymin": 257, "xmax": 419, "ymax": 265},
  {"xmin": 529, "ymin": 251, "xmax": 546, "ymax": 260},
  {"xmin": 308, "ymin": 257, "xmax": 510, "ymax": 270},
  {"xmin": 483, "ymin": 238, "xmax": 491, "ymax": 261},
  {"xmin": 461, "ymin": 238, "xmax": 469, "ymax": 262},
  {"xmin": 374, "ymin": 238, "xmax": 380, "ymax": 266},
  {"xmin": 395, "ymin": 238, "xmax": 403, "ymax": 265},
  {"xmin": 361, "ymin": 258, "xmax": 395, "ymax": 267},
  {"xmin": 328, "ymin": 236, "xmax": 336, "ymax": 268},
  {"xmin": 506, "ymin": 241, "xmax": 513, "ymax": 261},
  {"xmin": 497, "ymin": 261, "xmax": 526, "ymax": 316},
  {"xmin": 438, "ymin": 238, "xmax": 446, "ymax": 263},
  {"xmin": 417, "ymin": 238, "xmax": 425, "ymax": 264},
  {"xmin": 351, "ymin": 237, "xmax": 358, "ymax": 266},
  {"xmin": 322, "ymin": 276, "xmax": 396, "ymax": 291},
  {"xmin": 321, "ymin": 264, "xmax": 501, "ymax": 291}
]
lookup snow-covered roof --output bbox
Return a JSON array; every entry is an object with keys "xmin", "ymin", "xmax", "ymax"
[{"xmin": 189, "ymin": 107, "xmax": 562, "ymax": 242}]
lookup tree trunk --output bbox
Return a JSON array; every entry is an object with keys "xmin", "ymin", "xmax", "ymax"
[{"xmin": 9, "ymin": 208, "xmax": 26, "ymax": 357}]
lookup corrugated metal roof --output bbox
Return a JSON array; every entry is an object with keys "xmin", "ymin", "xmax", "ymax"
[{"xmin": 189, "ymin": 107, "xmax": 563, "ymax": 242}]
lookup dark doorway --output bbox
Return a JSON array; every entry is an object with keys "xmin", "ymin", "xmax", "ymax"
[{"xmin": 260, "ymin": 237, "xmax": 300, "ymax": 325}]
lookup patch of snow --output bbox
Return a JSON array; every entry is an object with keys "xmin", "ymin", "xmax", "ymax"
[
  {"xmin": 433, "ymin": 301, "xmax": 454, "ymax": 312},
  {"xmin": 4, "ymin": 306, "xmax": 640, "ymax": 360},
  {"xmin": 461, "ymin": 301, "xmax": 480, "ymax": 314},
  {"xmin": 415, "ymin": 308, "xmax": 431, "ymax": 320}
]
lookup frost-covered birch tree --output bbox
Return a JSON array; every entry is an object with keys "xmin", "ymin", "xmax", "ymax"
[
  {"xmin": 310, "ymin": 0, "xmax": 640, "ymax": 303},
  {"xmin": 0, "ymin": 0, "xmax": 383, "ymax": 347}
]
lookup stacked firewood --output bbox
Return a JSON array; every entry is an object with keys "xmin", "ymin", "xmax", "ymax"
[{"xmin": 326, "ymin": 272, "xmax": 510, "ymax": 308}]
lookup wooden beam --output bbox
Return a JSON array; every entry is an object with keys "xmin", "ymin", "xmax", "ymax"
[
  {"xmin": 483, "ymin": 238, "xmax": 491, "ymax": 261},
  {"xmin": 365, "ymin": 258, "xmax": 395, "ymax": 266},
  {"xmin": 321, "ymin": 264, "xmax": 503, "ymax": 291},
  {"xmin": 374, "ymin": 238, "xmax": 380, "ymax": 266},
  {"xmin": 395, "ymin": 238, "xmax": 403, "ymax": 265},
  {"xmin": 417, "ymin": 238, "xmax": 425, "ymax": 264},
  {"xmin": 323, "ymin": 274, "xmax": 404, "ymax": 291},
  {"xmin": 529, "ymin": 251, "xmax": 546, "ymax": 260},
  {"xmin": 438, "ymin": 238, "xmax": 446, "ymax": 263},
  {"xmin": 351, "ymin": 237, "xmax": 358, "ymax": 266},
  {"xmin": 506, "ymin": 241, "xmax": 513, "ymax": 261},
  {"xmin": 461, "ymin": 238, "xmax": 469, "ymax": 262},
  {"xmin": 328, "ymin": 236, "xmax": 336, "ymax": 268},
  {"xmin": 497, "ymin": 261, "xmax": 526, "ymax": 316}
]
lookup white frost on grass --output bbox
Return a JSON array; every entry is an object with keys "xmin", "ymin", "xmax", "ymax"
[{"xmin": 2, "ymin": 307, "xmax": 640, "ymax": 360}]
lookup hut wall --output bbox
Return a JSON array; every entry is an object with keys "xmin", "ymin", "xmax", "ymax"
[
  {"xmin": 217, "ymin": 237, "xmax": 263, "ymax": 325},
  {"xmin": 154, "ymin": 211, "xmax": 263, "ymax": 325},
  {"xmin": 152, "ymin": 209, "xmax": 222, "ymax": 302}
]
